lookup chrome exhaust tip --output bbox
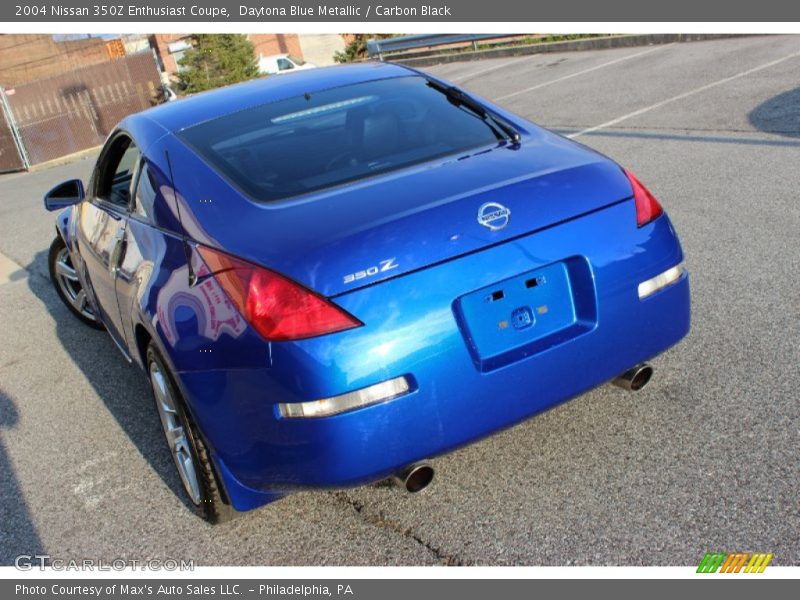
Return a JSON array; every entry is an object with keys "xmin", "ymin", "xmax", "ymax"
[
  {"xmin": 393, "ymin": 463, "xmax": 434, "ymax": 493},
  {"xmin": 613, "ymin": 363, "xmax": 654, "ymax": 391}
]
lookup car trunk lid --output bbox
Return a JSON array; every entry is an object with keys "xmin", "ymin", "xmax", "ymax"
[{"xmin": 168, "ymin": 132, "xmax": 633, "ymax": 297}]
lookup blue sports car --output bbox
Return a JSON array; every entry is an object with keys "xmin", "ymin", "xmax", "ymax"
[{"xmin": 44, "ymin": 62, "xmax": 690, "ymax": 522}]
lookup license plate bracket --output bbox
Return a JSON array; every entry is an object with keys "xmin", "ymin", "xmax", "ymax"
[{"xmin": 453, "ymin": 257, "xmax": 597, "ymax": 371}]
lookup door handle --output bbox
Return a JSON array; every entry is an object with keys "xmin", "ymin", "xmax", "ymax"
[{"xmin": 109, "ymin": 227, "xmax": 126, "ymax": 276}]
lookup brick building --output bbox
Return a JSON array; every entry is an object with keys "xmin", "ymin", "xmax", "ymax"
[
  {"xmin": 0, "ymin": 34, "xmax": 120, "ymax": 87},
  {"xmin": 0, "ymin": 33, "xmax": 348, "ymax": 88}
]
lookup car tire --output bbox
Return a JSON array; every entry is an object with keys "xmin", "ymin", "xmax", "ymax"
[
  {"xmin": 48, "ymin": 236, "xmax": 103, "ymax": 329},
  {"xmin": 146, "ymin": 343, "xmax": 234, "ymax": 524}
]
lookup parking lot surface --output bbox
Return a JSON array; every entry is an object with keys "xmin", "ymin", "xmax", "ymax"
[{"xmin": 0, "ymin": 35, "xmax": 798, "ymax": 566}]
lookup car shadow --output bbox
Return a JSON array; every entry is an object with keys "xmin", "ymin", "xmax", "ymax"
[
  {"xmin": 25, "ymin": 248, "xmax": 193, "ymax": 512},
  {"xmin": 748, "ymin": 86, "xmax": 800, "ymax": 138},
  {"xmin": 0, "ymin": 388, "xmax": 45, "ymax": 565}
]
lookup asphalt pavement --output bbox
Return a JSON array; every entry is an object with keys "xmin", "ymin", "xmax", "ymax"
[{"xmin": 0, "ymin": 35, "xmax": 798, "ymax": 566}]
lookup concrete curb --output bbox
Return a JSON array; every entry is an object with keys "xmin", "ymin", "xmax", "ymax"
[
  {"xmin": 391, "ymin": 34, "xmax": 752, "ymax": 67},
  {"xmin": 27, "ymin": 146, "xmax": 101, "ymax": 173}
]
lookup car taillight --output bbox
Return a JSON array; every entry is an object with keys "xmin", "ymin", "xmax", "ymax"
[
  {"xmin": 625, "ymin": 170, "xmax": 664, "ymax": 227},
  {"xmin": 196, "ymin": 246, "xmax": 362, "ymax": 342}
]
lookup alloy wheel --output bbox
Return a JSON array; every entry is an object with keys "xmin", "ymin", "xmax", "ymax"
[
  {"xmin": 150, "ymin": 362, "xmax": 202, "ymax": 505},
  {"xmin": 53, "ymin": 247, "xmax": 96, "ymax": 321}
]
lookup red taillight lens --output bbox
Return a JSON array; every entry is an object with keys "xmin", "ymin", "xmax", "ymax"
[
  {"xmin": 625, "ymin": 170, "xmax": 664, "ymax": 227},
  {"xmin": 196, "ymin": 246, "xmax": 361, "ymax": 342}
]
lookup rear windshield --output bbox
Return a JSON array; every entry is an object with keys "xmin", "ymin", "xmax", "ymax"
[{"xmin": 178, "ymin": 76, "xmax": 501, "ymax": 203}]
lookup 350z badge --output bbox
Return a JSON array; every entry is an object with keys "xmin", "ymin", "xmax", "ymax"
[{"xmin": 343, "ymin": 258, "xmax": 399, "ymax": 284}]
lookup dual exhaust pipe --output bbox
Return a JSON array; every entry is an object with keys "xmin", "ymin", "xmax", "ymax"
[
  {"xmin": 393, "ymin": 462, "xmax": 434, "ymax": 493},
  {"xmin": 613, "ymin": 363, "xmax": 654, "ymax": 391},
  {"xmin": 390, "ymin": 364, "xmax": 652, "ymax": 494}
]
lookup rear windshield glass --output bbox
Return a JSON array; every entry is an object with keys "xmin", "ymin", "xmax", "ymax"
[{"xmin": 178, "ymin": 76, "xmax": 501, "ymax": 203}]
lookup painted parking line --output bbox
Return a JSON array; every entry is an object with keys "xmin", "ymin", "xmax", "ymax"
[
  {"xmin": 450, "ymin": 55, "xmax": 533, "ymax": 83},
  {"xmin": 494, "ymin": 44, "xmax": 674, "ymax": 101},
  {"xmin": 554, "ymin": 128, "xmax": 800, "ymax": 148},
  {"xmin": 568, "ymin": 49, "xmax": 800, "ymax": 139}
]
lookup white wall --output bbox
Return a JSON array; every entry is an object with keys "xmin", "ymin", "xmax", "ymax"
[{"xmin": 298, "ymin": 34, "xmax": 346, "ymax": 66}]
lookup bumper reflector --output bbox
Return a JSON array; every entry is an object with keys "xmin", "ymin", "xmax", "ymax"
[
  {"xmin": 278, "ymin": 376, "xmax": 411, "ymax": 419},
  {"xmin": 638, "ymin": 264, "xmax": 684, "ymax": 299}
]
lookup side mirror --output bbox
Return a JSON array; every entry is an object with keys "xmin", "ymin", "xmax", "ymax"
[{"xmin": 43, "ymin": 179, "xmax": 85, "ymax": 211}]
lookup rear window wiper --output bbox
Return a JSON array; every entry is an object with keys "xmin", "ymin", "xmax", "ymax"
[{"xmin": 426, "ymin": 79, "xmax": 521, "ymax": 144}]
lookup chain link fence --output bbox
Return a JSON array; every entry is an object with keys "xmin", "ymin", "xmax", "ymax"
[{"xmin": 0, "ymin": 51, "xmax": 163, "ymax": 170}]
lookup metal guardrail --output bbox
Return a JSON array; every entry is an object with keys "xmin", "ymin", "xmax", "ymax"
[{"xmin": 367, "ymin": 34, "xmax": 517, "ymax": 60}]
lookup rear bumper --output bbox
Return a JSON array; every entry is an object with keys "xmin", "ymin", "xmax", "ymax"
[{"xmin": 176, "ymin": 200, "xmax": 690, "ymax": 510}]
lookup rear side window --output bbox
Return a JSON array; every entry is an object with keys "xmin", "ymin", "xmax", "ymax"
[
  {"xmin": 178, "ymin": 76, "xmax": 500, "ymax": 203},
  {"xmin": 132, "ymin": 161, "xmax": 157, "ymax": 220},
  {"xmin": 96, "ymin": 135, "xmax": 140, "ymax": 207}
]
